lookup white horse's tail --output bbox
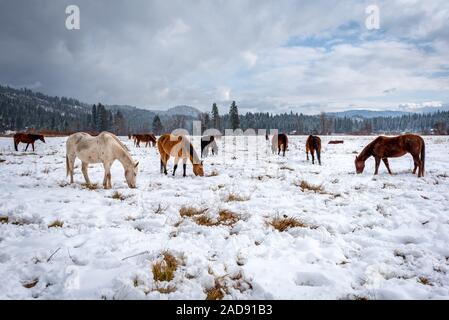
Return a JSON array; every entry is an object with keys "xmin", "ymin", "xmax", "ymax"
[{"xmin": 66, "ymin": 155, "xmax": 70, "ymax": 177}]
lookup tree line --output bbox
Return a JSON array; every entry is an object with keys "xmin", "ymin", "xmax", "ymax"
[{"xmin": 1, "ymin": 85, "xmax": 448, "ymax": 135}]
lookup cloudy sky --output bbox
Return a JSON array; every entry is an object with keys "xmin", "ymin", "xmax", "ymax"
[{"xmin": 1, "ymin": 0, "xmax": 448, "ymax": 114}]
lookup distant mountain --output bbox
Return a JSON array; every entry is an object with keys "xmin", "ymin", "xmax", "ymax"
[
  {"xmin": 155, "ymin": 105, "xmax": 202, "ymax": 118},
  {"xmin": 329, "ymin": 109, "xmax": 411, "ymax": 119},
  {"xmin": 408, "ymin": 105, "xmax": 449, "ymax": 114}
]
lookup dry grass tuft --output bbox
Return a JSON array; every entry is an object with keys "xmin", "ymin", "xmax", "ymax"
[
  {"xmin": 280, "ymin": 165, "xmax": 294, "ymax": 171},
  {"xmin": 111, "ymin": 191, "xmax": 128, "ymax": 201},
  {"xmin": 418, "ymin": 277, "xmax": 433, "ymax": 286},
  {"xmin": 217, "ymin": 209, "xmax": 240, "ymax": 227},
  {"xmin": 155, "ymin": 285, "xmax": 177, "ymax": 294},
  {"xmin": 193, "ymin": 215, "xmax": 217, "ymax": 227},
  {"xmin": 48, "ymin": 220, "xmax": 64, "ymax": 228},
  {"xmin": 19, "ymin": 171, "xmax": 32, "ymax": 177},
  {"xmin": 268, "ymin": 215, "xmax": 307, "ymax": 232},
  {"xmin": 81, "ymin": 183, "xmax": 99, "ymax": 190},
  {"xmin": 179, "ymin": 206, "xmax": 208, "ymax": 218},
  {"xmin": 22, "ymin": 278, "xmax": 39, "ymax": 289},
  {"xmin": 152, "ymin": 251, "xmax": 178, "ymax": 282},
  {"xmin": 0, "ymin": 216, "xmax": 8, "ymax": 224},
  {"xmin": 296, "ymin": 180, "xmax": 324, "ymax": 193},
  {"xmin": 205, "ymin": 279, "xmax": 226, "ymax": 300},
  {"xmin": 225, "ymin": 193, "xmax": 249, "ymax": 202}
]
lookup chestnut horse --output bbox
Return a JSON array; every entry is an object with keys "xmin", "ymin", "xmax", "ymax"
[
  {"xmin": 355, "ymin": 134, "xmax": 425, "ymax": 177},
  {"xmin": 271, "ymin": 133, "xmax": 288, "ymax": 156},
  {"xmin": 157, "ymin": 134, "xmax": 204, "ymax": 177},
  {"xmin": 306, "ymin": 135, "xmax": 321, "ymax": 165},
  {"xmin": 134, "ymin": 133, "xmax": 157, "ymax": 147},
  {"xmin": 13, "ymin": 133, "xmax": 45, "ymax": 151}
]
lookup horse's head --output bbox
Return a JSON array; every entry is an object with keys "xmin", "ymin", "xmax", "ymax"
[
  {"xmin": 125, "ymin": 162, "xmax": 139, "ymax": 188},
  {"xmin": 355, "ymin": 156, "xmax": 365, "ymax": 174},
  {"xmin": 39, "ymin": 135, "xmax": 46, "ymax": 143},
  {"xmin": 193, "ymin": 161, "xmax": 204, "ymax": 176}
]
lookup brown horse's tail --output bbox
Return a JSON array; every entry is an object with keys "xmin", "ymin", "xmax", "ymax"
[{"xmin": 421, "ymin": 139, "xmax": 425, "ymax": 176}]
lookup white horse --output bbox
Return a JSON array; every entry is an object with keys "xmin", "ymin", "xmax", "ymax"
[{"xmin": 66, "ymin": 132, "xmax": 139, "ymax": 189}]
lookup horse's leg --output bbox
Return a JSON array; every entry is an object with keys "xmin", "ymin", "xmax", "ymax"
[
  {"xmin": 173, "ymin": 156, "xmax": 180, "ymax": 176},
  {"xmin": 25, "ymin": 143, "xmax": 29, "ymax": 151},
  {"xmin": 382, "ymin": 158, "xmax": 392, "ymax": 174},
  {"xmin": 317, "ymin": 149, "xmax": 321, "ymax": 166},
  {"xmin": 414, "ymin": 155, "xmax": 423, "ymax": 178},
  {"xmin": 182, "ymin": 158, "xmax": 187, "ymax": 177},
  {"xmin": 374, "ymin": 157, "xmax": 381, "ymax": 175},
  {"xmin": 68, "ymin": 155, "xmax": 76, "ymax": 184},
  {"xmin": 278, "ymin": 145, "xmax": 281, "ymax": 155},
  {"xmin": 103, "ymin": 162, "xmax": 112, "ymax": 189},
  {"xmin": 32, "ymin": 142, "xmax": 35, "ymax": 151},
  {"xmin": 412, "ymin": 155, "xmax": 419, "ymax": 175},
  {"xmin": 162, "ymin": 153, "xmax": 168, "ymax": 175},
  {"xmin": 311, "ymin": 150, "xmax": 315, "ymax": 164},
  {"xmin": 306, "ymin": 149, "xmax": 309, "ymax": 161},
  {"xmin": 81, "ymin": 162, "xmax": 91, "ymax": 185}
]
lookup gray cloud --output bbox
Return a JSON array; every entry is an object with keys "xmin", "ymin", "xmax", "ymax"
[{"xmin": 1, "ymin": 0, "xmax": 448, "ymax": 113}]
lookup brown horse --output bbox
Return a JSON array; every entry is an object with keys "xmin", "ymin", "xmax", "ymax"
[
  {"xmin": 355, "ymin": 134, "xmax": 425, "ymax": 177},
  {"xmin": 271, "ymin": 133, "xmax": 288, "ymax": 156},
  {"xmin": 13, "ymin": 133, "xmax": 45, "ymax": 151},
  {"xmin": 306, "ymin": 135, "xmax": 321, "ymax": 165},
  {"xmin": 157, "ymin": 134, "xmax": 204, "ymax": 177},
  {"xmin": 134, "ymin": 133, "xmax": 157, "ymax": 147}
]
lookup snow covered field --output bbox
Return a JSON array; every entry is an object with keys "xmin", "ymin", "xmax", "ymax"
[{"xmin": 1, "ymin": 135, "xmax": 449, "ymax": 300}]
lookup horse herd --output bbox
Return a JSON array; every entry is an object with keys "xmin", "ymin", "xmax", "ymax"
[{"xmin": 11, "ymin": 131, "xmax": 426, "ymax": 189}]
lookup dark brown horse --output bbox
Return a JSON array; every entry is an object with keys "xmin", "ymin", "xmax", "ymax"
[
  {"xmin": 306, "ymin": 135, "xmax": 321, "ymax": 165},
  {"xmin": 355, "ymin": 134, "xmax": 425, "ymax": 177},
  {"xmin": 134, "ymin": 133, "xmax": 157, "ymax": 147},
  {"xmin": 271, "ymin": 133, "xmax": 288, "ymax": 156},
  {"xmin": 13, "ymin": 133, "xmax": 45, "ymax": 151},
  {"xmin": 201, "ymin": 135, "xmax": 218, "ymax": 157}
]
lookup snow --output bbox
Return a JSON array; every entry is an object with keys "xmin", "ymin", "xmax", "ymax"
[{"xmin": 1, "ymin": 135, "xmax": 449, "ymax": 300}]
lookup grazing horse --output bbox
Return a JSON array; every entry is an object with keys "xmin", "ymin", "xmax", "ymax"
[
  {"xmin": 201, "ymin": 135, "xmax": 218, "ymax": 157},
  {"xmin": 157, "ymin": 134, "xmax": 204, "ymax": 177},
  {"xmin": 271, "ymin": 133, "xmax": 288, "ymax": 156},
  {"xmin": 306, "ymin": 135, "xmax": 322, "ymax": 165},
  {"xmin": 355, "ymin": 134, "xmax": 425, "ymax": 177},
  {"xmin": 66, "ymin": 132, "xmax": 139, "ymax": 189},
  {"xmin": 134, "ymin": 133, "xmax": 157, "ymax": 147},
  {"xmin": 13, "ymin": 133, "xmax": 45, "ymax": 151}
]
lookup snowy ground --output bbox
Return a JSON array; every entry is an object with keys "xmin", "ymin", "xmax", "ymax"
[{"xmin": 1, "ymin": 135, "xmax": 449, "ymax": 300}]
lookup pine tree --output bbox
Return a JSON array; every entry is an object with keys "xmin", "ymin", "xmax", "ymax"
[
  {"xmin": 114, "ymin": 110, "xmax": 125, "ymax": 135},
  {"xmin": 229, "ymin": 101, "xmax": 240, "ymax": 130},
  {"xmin": 152, "ymin": 115, "xmax": 164, "ymax": 135},
  {"xmin": 91, "ymin": 104, "xmax": 97, "ymax": 130},
  {"xmin": 211, "ymin": 103, "xmax": 220, "ymax": 129}
]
